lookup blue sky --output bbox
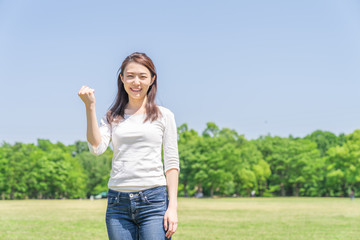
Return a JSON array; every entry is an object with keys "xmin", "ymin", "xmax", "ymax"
[{"xmin": 1, "ymin": 0, "xmax": 360, "ymax": 145}]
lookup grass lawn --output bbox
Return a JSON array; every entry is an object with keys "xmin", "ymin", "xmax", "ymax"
[{"xmin": 0, "ymin": 197, "xmax": 359, "ymax": 240}]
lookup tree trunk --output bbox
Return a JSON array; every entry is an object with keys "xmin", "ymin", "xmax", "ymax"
[
  {"xmin": 183, "ymin": 182, "xmax": 188, "ymax": 197},
  {"xmin": 294, "ymin": 185, "xmax": 299, "ymax": 197},
  {"xmin": 280, "ymin": 182, "xmax": 285, "ymax": 196}
]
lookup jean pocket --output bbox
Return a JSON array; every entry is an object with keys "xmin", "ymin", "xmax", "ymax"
[
  {"xmin": 144, "ymin": 190, "xmax": 166, "ymax": 205},
  {"xmin": 107, "ymin": 195, "xmax": 118, "ymax": 206}
]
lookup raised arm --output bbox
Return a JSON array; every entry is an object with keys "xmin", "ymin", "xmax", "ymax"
[
  {"xmin": 78, "ymin": 85, "xmax": 110, "ymax": 155},
  {"xmin": 86, "ymin": 103, "xmax": 102, "ymax": 151}
]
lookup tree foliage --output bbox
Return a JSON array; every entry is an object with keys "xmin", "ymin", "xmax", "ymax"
[{"xmin": 1, "ymin": 127, "xmax": 359, "ymax": 199}]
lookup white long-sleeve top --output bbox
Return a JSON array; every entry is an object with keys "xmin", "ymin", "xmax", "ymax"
[{"xmin": 87, "ymin": 105, "xmax": 180, "ymax": 192}]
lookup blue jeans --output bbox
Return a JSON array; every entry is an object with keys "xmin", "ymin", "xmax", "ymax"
[{"xmin": 105, "ymin": 185, "xmax": 172, "ymax": 240}]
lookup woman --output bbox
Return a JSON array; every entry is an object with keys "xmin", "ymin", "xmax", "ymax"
[{"xmin": 78, "ymin": 52, "xmax": 180, "ymax": 240}]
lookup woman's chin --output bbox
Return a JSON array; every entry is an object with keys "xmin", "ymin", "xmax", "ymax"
[{"xmin": 128, "ymin": 94, "xmax": 144, "ymax": 100}]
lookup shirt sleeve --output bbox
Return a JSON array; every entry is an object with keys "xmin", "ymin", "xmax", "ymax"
[
  {"xmin": 162, "ymin": 110, "xmax": 180, "ymax": 175},
  {"xmin": 87, "ymin": 114, "xmax": 111, "ymax": 156}
]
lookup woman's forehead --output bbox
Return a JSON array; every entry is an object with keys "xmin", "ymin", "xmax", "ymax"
[{"xmin": 124, "ymin": 62, "xmax": 149, "ymax": 74}]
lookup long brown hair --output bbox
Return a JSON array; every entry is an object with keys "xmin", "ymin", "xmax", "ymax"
[{"xmin": 106, "ymin": 52, "xmax": 162, "ymax": 125}]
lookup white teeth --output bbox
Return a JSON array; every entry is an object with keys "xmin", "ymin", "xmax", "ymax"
[{"xmin": 131, "ymin": 88, "xmax": 141, "ymax": 91}]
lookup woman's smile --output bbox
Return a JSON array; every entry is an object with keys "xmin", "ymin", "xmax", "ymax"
[{"xmin": 130, "ymin": 87, "xmax": 142, "ymax": 92}]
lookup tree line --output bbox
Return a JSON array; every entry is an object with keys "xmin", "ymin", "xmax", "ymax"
[{"xmin": 1, "ymin": 122, "xmax": 359, "ymax": 199}]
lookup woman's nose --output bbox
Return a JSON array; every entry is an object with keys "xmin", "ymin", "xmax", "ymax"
[{"xmin": 133, "ymin": 77, "xmax": 140, "ymax": 84}]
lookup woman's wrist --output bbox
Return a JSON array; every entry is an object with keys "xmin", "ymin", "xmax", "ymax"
[
  {"xmin": 86, "ymin": 103, "xmax": 96, "ymax": 110},
  {"xmin": 168, "ymin": 201, "xmax": 178, "ymax": 209}
]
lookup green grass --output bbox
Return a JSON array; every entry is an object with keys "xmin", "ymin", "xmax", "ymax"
[{"xmin": 0, "ymin": 197, "xmax": 359, "ymax": 240}]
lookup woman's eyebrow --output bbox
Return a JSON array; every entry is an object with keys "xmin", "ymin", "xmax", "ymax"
[{"xmin": 126, "ymin": 71, "xmax": 148, "ymax": 75}]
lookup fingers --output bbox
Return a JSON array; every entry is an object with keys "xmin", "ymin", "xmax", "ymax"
[
  {"xmin": 166, "ymin": 221, "xmax": 173, "ymax": 238},
  {"xmin": 173, "ymin": 222, "xmax": 178, "ymax": 232},
  {"xmin": 165, "ymin": 220, "xmax": 178, "ymax": 238},
  {"xmin": 78, "ymin": 85, "xmax": 88, "ymax": 95},
  {"xmin": 78, "ymin": 85, "xmax": 95, "ymax": 96},
  {"xmin": 78, "ymin": 85, "xmax": 96, "ymax": 106},
  {"xmin": 164, "ymin": 215, "xmax": 168, "ymax": 231}
]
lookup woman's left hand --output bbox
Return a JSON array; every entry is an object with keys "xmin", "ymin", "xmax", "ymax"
[{"xmin": 164, "ymin": 207, "xmax": 178, "ymax": 238}]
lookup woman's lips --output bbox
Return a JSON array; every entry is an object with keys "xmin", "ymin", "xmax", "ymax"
[{"xmin": 130, "ymin": 88, "xmax": 142, "ymax": 92}]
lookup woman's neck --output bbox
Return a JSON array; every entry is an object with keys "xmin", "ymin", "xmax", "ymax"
[{"xmin": 126, "ymin": 96, "xmax": 147, "ymax": 112}]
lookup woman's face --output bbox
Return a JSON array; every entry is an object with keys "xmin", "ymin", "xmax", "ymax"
[{"xmin": 120, "ymin": 62, "xmax": 155, "ymax": 101}]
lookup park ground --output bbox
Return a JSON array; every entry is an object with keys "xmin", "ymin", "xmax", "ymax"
[{"xmin": 0, "ymin": 197, "xmax": 359, "ymax": 240}]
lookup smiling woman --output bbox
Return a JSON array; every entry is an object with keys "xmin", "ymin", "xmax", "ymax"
[
  {"xmin": 109, "ymin": 53, "xmax": 161, "ymax": 123},
  {"xmin": 78, "ymin": 52, "xmax": 180, "ymax": 240},
  {"xmin": 120, "ymin": 62, "xmax": 154, "ymax": 109}
]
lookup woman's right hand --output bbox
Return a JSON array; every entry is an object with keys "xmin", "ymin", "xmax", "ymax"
[{"xmin": 78, "ymin": 85, "xmax": 96, "ymax": 107}]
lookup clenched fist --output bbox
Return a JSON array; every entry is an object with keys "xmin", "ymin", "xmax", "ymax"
[{"xmin": 78, "ymin": 85, "xmax": 96, "ymax": 107}]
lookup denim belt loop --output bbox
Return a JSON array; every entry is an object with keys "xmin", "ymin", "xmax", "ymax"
[{"xmin": 139, "ymin": 191, "xmax": 145, "ymax": 202}]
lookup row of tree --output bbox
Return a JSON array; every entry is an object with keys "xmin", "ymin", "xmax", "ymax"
[{"xmin": 1, "ymin": 123, "xmax": 359, "ymax": 199}]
